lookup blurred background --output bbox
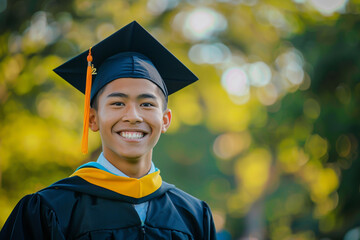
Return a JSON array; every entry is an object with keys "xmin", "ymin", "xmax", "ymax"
[{"xmin": 0, "ymin": 0, "xmax": 360, "ymax": 239}]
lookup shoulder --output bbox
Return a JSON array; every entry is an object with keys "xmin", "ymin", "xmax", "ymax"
[
  {"xmin": 163, "ymin": 182, "xmax": 211, "ymax": 215},
  {"xmin": 0, "ymin": 191, "xmax": 68, "ymax": 239},
  {"xmin": 167, "ymin": 185, "xmax": 203, "ymax": 204},
  {"xmin": 37, "ymin": 186, "xmax": 78, "ymax": 209},
  {"xmin": 24, "ymin": 178, "xmax": 85, "ymax": 227},
  {"xmin": 10, "ymin": 184, "xmax": 74, "ymax": 214}
]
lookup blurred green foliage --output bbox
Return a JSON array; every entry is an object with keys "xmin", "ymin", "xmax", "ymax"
[{"xmin": 0, "ymin": 0, "xmax": 359, "ymax": 239}]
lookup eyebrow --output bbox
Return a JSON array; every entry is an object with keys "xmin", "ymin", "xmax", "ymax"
[
  {"xmin": 106, "ymin": 92, "xmax": 158, "ymax": 100},
  {"xmin": 107, "ymin": 92, "xmax": 128, "ymax": 98}
]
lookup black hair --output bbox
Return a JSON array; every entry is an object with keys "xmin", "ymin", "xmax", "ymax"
[{"xmin": 90, "ymin": 87, "xmax": 106, "ymax": 111}]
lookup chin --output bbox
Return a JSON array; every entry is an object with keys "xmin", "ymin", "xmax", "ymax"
[
  {"xmin": 116, "ymin": 151, "xmax": 150, "ymax": 162},
  {"xmin": 121, "ymin": 155, "xmax": 144, "ymax": 162}
]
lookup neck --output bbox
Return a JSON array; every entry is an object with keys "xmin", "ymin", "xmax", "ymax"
[{"xmin": 103, "ymin": 150, "xmax": 153, "ymax": 178}]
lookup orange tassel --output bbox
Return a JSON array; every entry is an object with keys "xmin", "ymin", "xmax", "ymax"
[{"xmin": 81, "ymin": 48, "xmax": 93, "ymax": 154}]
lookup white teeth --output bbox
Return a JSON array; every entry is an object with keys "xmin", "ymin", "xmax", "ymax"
[{"xmin": 120, "ymin": 131, "xmax": 144, "ymax": 139}]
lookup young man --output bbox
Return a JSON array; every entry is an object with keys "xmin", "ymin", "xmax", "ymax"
[{"xmin": 0, "ymin": 21, "xmax": 216, "ymax": 239}]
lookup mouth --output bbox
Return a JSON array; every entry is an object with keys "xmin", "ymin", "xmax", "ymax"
[{"xmin": 118, "ymin": 131, "xmax": 147, "ymax": 140}]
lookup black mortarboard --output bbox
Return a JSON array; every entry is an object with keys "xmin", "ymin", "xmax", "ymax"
[
  {"xmin": 53, "ymin": 21, "xmax": 198, "ymax": 100},
  {"xmin": 53, "ymin": 21, "xmax": 199, "ymax": 154}
]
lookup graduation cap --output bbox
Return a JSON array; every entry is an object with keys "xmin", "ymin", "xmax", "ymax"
[{"xmin": 53, "ymin": 21, "xmax": 198, "ymax": 154}]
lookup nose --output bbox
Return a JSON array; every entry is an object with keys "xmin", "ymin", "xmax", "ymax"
[{"xmin": 122, "ymin": 105, "xmax": 143, "ymax": 123}]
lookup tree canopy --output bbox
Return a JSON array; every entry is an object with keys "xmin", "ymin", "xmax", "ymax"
[{"xmin": 1, "ymin": 0, "xmax": 359, "ymax": 239}]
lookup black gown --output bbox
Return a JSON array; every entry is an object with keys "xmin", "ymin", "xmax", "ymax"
[{"xmin": 0, "ymin": 164, "xmax": 216, "ymax": 240}]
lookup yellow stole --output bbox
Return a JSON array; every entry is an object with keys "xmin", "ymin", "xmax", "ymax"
[{"xmin": 71, "ymin": 167, "xmax": 162, "ymax": 198}]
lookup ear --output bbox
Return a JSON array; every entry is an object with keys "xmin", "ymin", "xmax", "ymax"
[
  {"xmin": 89, "ymin": 108, "xmax": 99, "ymax": 132},
  {"xmin": 161, "ymin": 109, "xmax": 172, "ymax": 133}
]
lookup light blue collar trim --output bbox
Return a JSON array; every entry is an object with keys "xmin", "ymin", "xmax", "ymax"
[
  {"xmin": 95, "ymin": 152, "xmax": 157, "ymax": 178},
  {"xmin": 75, "ymin": 161, "xmax": 111, "ymax": 173}
]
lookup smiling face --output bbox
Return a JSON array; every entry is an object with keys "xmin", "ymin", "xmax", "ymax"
[{"xmin": 89, "ymin": 78, "xmax": 171, "ymax": 166}]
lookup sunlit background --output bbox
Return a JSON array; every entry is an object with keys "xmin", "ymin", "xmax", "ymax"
[{"xmin": 0, "ymin": 0, "xmax": 360, "ymax": 239}]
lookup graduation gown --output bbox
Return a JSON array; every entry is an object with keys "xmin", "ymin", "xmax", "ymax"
[{"xmin": 0, "ymin": 165, "xmax": 216, "ymax": 240}]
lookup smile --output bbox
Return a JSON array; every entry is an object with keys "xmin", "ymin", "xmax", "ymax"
[{"xmin": 119, "ymin": 131, "xmax": 145, "ymax": 140}]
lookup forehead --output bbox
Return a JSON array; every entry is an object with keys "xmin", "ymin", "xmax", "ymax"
[{"xmin": 101, "ymin": 78, "xmax": 163, "ymax": 97}]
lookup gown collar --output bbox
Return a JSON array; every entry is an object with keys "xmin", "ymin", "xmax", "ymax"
[
  {"xmin": 95, "ymin": 152, "xmax": 157, "ymax": 177},
  {"xmin": 70, "ymin": 161, "xmax": 162, "ymax": 199}
]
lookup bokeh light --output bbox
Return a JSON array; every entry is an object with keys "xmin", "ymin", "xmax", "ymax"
[
  {"xmin": 256, "ymin": 83, "xmax": 278, "ymax": 106},
  {"xmin": 300, "ymin": 163, "xmax": 339, "ymax": 204},
  {"xmin": 147, "ymin": 0, "xmax": 179, "ymax": 15},
  {"xmin": 188, "ymin": 43, "xmax": 231, "ymax": 65},
  {"xmin": 27, "ymin": 11, "xmax": 60, "ymax": 44},
  {"xmin": 221, "ymin": 67, "xmax": 249, "ymax": 97},
  {"xmin": 305, "ymin": 134, "xmax": 328, "ymax": 159},
  {"xmin": 212, "ymin": 210, "xmax": 227, "ymax": 231},
  {"xmin": 344, "ymin": 227, "xmax": 360, "ymax": 240},
  {"xmin": 303, "ymin": 98, "xmax": 321, "ymax": 119},
  {"xmin": 276, "ymin": 49, "xmax": 305, "ymax": 87},
  {"xmin": 180, "ymin": 7, "xmax": 227, "ymax": 41},
  {"xmin": 309, "ymin": 0, "xmax": 349, "ymax": 15},
  {"xmin": 171, "ymin": 90, "xmax": 203, "ymax": 126},
  {"xmin": 96, "ymin": 23, "xmax": 116, "ymax": 40},
  {"xmin": 0, "ymin": 0, "xmax": 6, "ymax": 13},
  {"xmin": 256, "ymin": 4, "xmax": 289, "ymax": 31},
  {"xmin": 277, "ymin": 138, "xmax": 309, "ymax": 173},
  {"xmin": 234, "ymin": 148, "xmax": 272, "ymax": 203},
  {"xmin": 335, "ymin": 83, "xmax": 351, "ymax": 105},
  {"xmin": 284, "ymin": 61, "xmax": 304, "ymax": 85},
  {"xmin": 248, "ymin": 61, "xmax": 272, "ymax": 87},
  {"xmin": 336, "ymin": 135, "xmax": 351, "ymax": 158},
  {"xmin": 213, "ymin": 132, "xmax": 252, "ymax": 160}
]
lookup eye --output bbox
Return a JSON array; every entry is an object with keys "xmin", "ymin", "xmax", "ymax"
[
  {"xmin": 140, "ymin": 102, "xmax": 154, "ymax": 107},
  {"xmin": 111, "ymin": 102, "xmax": 125, "ymax": 107}
]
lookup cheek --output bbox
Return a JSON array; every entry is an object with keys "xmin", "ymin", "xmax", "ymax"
[
  {"xmin": 145, "ymin": 112, "xmax": 163, "ymax": 127},
  {"xmin": 98, "ymin": 109, "xmax": 118, "ymax": 127},
  {"xmin": 155, "ymin": 117, "xmax": 167, "ymax": 131}
]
